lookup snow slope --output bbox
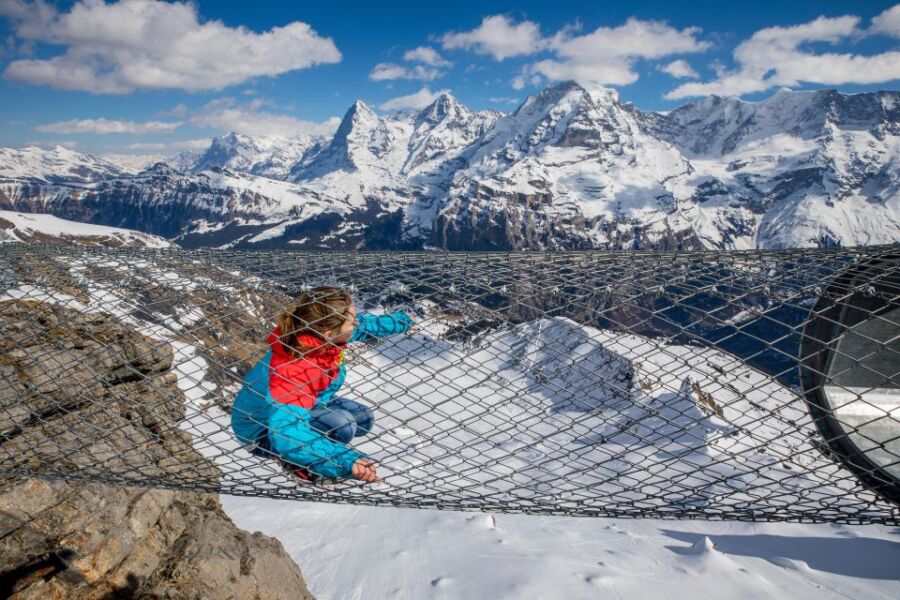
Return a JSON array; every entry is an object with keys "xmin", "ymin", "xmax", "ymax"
[
  {"xmin": 0, "ymin": 145, "xmax": 124, "ymax": 183},
  {"xmin": 0, "ymin": 210, "xmax": 172, "ymax": 247}
]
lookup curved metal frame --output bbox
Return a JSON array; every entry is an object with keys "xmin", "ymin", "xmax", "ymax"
[{"xmin": 799, "ymin": 254, "xmax": 900, "ymax": 505}]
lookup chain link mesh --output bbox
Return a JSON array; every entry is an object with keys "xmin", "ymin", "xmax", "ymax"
[{"xmin": 0, "ymin": 243, "xmax": 898, "ymax": 524}]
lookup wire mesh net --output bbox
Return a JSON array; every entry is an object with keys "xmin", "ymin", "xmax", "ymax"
[{"xmin": 0, "ymin": 243, "xmax": 898, "ymax": 524}]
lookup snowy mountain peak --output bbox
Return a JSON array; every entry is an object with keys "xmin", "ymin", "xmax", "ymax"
[
  {"xmin": 403, "ymin": 92, "xmax": 499, "ymax": 176},
  {"xmin": 416, "ymin": 92, "xmax": 467, "ymax": 127},
  {"xmin": 192, "ymin": 131, "xmax": 324, "ymax": 180},
  {"xmin": 547, "ymin": 79, "xmax": 587, "ymax": 94},
  {"xmin": 586, "ymin": 86, "xmax": 622, "ymax": 106},
  {"xmin": 468, "ymin": 78, "xmax": 633, "ymax": 164},
  {"xmin": 327, "ymin": 100, "xmax": 383, "ymax": 147},
  {"xmin": 0, "ymin": 145, "xmax": 123, "ymax": 184},
  {"xmin": 515, "ymin": 80, "xmax": 588, "ymax": 116},
  {"xmin": 294, "ymin": 99, "xmax": 401, "ymax": 180},
  {"xmin": 346, "ymin": 100, "xmax": 378, "ymax": 124}
]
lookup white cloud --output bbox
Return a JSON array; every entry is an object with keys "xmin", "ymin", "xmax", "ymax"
[
  {"xmin": 489, "ymin": 96, "xmax": 520, "ymax": 105},
  {"xmin": 526, "ymin": 18, "xmax": 710, "ymax": 88},
  {"xmin": 126, "ymin": 138, "xmax": 211, "ymax": 151},
  {"xmin": 527, "ymin": 57, "xmax": 640, "ymax": 87},
  {"xmin": 1, "ymin": 0, "xmax": 341, "ymax": 93},
  {"xmin": 403, "ymin": 46, "xmax": 451, "ymax": 67},
  {"xmin": 35, "ymin": 118, "xmax": 182, "ymax": 135},
  {"xmin": 370, "ymin": 46, "xmax": 451, "ymax": 81},
  {"xmin": 442, "ymin": 15, "xmax": 708, "ymax": 89},
  {"xmin": 379, "ymin": 87, "xmax": 450, "ymax": 111},
  {"xmin": 870, "ymin": 4, "xmax": 900, "ymax": 37},
  {"xmin": 24, "ymin": 139, "xmax": 80, "ymax": 150},
  {"xmin": 666, "ymin": 12, "xmax": 900, "ymax": 99},
  {"xmin": 549, "ymin": 18, "xmax": 709, "ymax": 60},
  {"xmin": 441, "ymin": 15, "xmax": 544, "ymax": 60},
  {"xmin": 658, "ymin": 59, "xmax": 699, "ymax": 79},
  {"xmin": 369, "ymin": 62, "xmax": 440, "ymax": 81},
  {"xmin": 191, "ymin": 98, "xmax": 340, "ymax": 137}
]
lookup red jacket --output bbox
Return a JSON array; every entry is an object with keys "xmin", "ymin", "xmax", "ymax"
[{"xmin": 267, "ymin": 326, "xmax": 346, "ymax": 409}]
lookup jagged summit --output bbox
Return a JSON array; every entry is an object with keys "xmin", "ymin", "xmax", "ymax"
[
  {"xmin": 515, "ymin": 80, "xmax": 586, "ymax": 115},
  {"xmin": 416, "ymin": 92, "xmax": 466, "ymax": 126},
  {"xmin": 343, "ymin": 100, "xmax": 378, "ymax": 124}
]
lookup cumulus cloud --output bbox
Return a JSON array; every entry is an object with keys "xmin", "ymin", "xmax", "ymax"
[
  {"xmin": 870, "ymin": 4, "xmax": 900, "ymax": 37},
  {"xmin": 441, "ymin": 15, "xmax": 544, "ymax": 60},
  {"xmin": 191, "ymin": 98, "xmax": 340, "ymax": 137},
  {"xmin": 526, "ymin": 58, "xmax": 640, "ymax": 86},
  {"xmin": 403, "ymin": 46, "xmax": 451, "ymax": 67},
  {"xmin": 0, "ymin": 0, "xmax": 341, "ymax": 93},
  {"xmin": 379, "ymin": 87, "xmax": 450, "ymax": 111},
  {"xmin": 35, "ymin": 118, "xmax": 182, "ymax": 135},
  {"xmin": 369, "ymin": 62, "xmax": 440, "ymax": 81},
  {"xmin": 658, "ymin": 59, "xmax": 699, "ymax": 79},
  {"xmin": 441, "ymin": 15, "xmax": 708, "ymax": 88},
  {"xmin": 666, "ymin": 9, "xmax": 900, "ymax": 99},
  {"xmin": 369, "ymin": 45, "xmax": 451, "ymax": 81},
  {"xmin": 525, "ymin": 18, "xmax": 710, "ymax": 87},
  {"xmin": 549, "ymin": 18, "xmax": 709, "ymax": 60}
]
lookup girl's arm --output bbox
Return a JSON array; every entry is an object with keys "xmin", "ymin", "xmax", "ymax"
[
  {"xmin": 349, "ymin": 311, "xmax": 415, "ymax": 342},
  {"xmin": 268, "ymin": 403, "xmax": 364, "ymax": 479}
]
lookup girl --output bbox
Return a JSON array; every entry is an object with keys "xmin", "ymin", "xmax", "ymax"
[{"xmin": 231, "ymin": 286, "xmax": 415, "ymax": 484}]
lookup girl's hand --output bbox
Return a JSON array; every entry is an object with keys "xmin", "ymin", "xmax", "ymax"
[
  {"xmin": 351, "ymin": 458, "xmax": 379, "ymax": 483},
  {"xmin": 404, "ymin": 312, "xmax": 421, "ymax": 333}
]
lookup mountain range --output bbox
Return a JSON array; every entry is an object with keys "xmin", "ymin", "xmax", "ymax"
[{"xmin": 1, "ymin": 81, "xmax": 897, "ymax": 250}]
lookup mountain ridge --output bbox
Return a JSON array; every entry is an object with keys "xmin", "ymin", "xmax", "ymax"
[{"xmin": 1, "ymin": 81, "xmax": 898, "ymax": 250}]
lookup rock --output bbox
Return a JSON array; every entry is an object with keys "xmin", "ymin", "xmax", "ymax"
[{"xmin": 0, "ymin": 300, "xmax": 314, "ymax": 599}]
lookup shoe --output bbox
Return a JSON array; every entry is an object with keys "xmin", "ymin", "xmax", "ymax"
[{"xmin": 279, "ymin": 460, "xmax": 340, "ymax": 488}]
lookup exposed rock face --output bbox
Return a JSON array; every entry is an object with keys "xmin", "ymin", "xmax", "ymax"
[
  {"xmin": 0, "ymin": 481, "xmax": 313, "ymax": 600},
  {"xmin": 0, "ymin": 300, "xmax": 314, "ymax": 600}
]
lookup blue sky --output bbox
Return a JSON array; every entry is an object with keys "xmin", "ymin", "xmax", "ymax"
[{"xmin": 0, "ymin": 0, "xmax": 898, "ymax": 156}]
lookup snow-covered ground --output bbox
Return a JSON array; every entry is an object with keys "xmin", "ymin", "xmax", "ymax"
[{"xmin": 221, "ymin": 497, "xmax": 900, "ymax": 600}]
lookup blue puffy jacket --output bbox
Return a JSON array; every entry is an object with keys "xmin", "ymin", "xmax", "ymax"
[{"xmin": 231, "ymin": 311, "xmax": 414, "ymax": 478}]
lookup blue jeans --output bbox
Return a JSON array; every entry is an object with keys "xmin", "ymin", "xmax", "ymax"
[
  {"xmin": 250, "ymin": 397, "xmax": 374, "ymax": 458},
  {"xmin": 308, "ymin": 397, "xmax": 374, "ymax": 444}
]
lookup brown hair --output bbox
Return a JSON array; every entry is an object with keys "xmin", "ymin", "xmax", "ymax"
[{"xmin": 276, "ymin": 286, "xmax": 353, "ymax": 356}]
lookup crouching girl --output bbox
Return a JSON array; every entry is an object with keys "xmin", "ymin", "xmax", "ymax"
[{"xmin": 231, "ymin": 286, "xmax": 415, "ymax": 484}]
